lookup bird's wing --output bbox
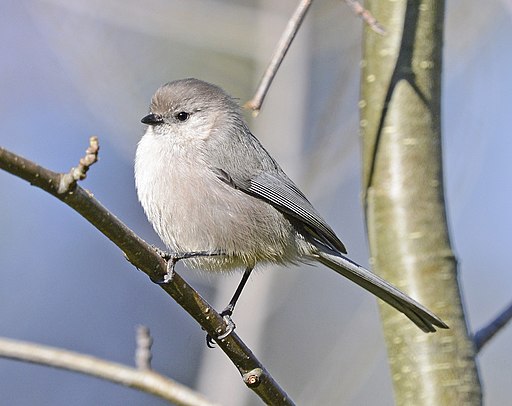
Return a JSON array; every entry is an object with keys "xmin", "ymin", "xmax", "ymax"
[{"xmin": 213, "ymin": 167, "xmax": 347, "ymax": 254}]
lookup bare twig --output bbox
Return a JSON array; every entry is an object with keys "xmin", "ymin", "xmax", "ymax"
[
  {"xmin": 343, "ymin": 0, "xmax": 386, "ymax": 35},
  {"xmin": 0, "ymin": 337, "xmax": 217, "ymax": 406},
  {"xmin": 474, "ymin": 300, "xmax": 512, "ymax": 352},
  {"xmin": 0, "ymin": 142, "xmax": 294, "ymax": 406},
  {"xmin": 58, "ymin": 136, "xmax": 99, "ymax": 193},
  {"xmin": 244, "ymin": 0, "xmax": 383, "ymax": 115},
  {"xmin": 135, "ymin": 325, "xmax": 153, "ymax": 370},
  {"xmin": 244, "ymin": 0, "xmax": 313, "ymax": 115}
]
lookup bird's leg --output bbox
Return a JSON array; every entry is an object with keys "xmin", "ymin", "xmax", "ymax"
[
  {"xmin": 219, "ymin": 267, "xmax": 254, "ymax": 318},
  {"xmin": 207, "ymin": 267, "xmax": 253, "ymax": 348},
  {"xmin": 151, "ymin": 248, "xmax": 224, "ymax": 284}
]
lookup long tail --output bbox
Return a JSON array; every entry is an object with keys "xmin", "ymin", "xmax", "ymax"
[{"xmin": 315, "ymin": 251, "xmax": 448, "ymax": 332}]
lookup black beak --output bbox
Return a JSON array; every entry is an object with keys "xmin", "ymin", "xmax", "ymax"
[{"xmin": 141, "ymin": 113, "xmax": 164, "ymax": 125}]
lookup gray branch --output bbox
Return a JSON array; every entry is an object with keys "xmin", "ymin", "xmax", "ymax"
[
  {"xmin": 135, "ymin": 325, "xmax": 153, "ymax": 370},
  {"xmin": 0, "ymin": 337, "xmax": 217, "ymax": 406},
  {"xmin": 244, "ymin": 1, "xmax": 383, "ymax": 115},
  {"xmin": 474, "ymin": 300, "xmax": 512, "ymax": 352},
  {"xmin": 58, "ymin": 136, "xmax": 99, "ymax": 193},
  {"xmin": 244, "ymin": 0, "xmax": 312, "ymax": 115},
  {"xmin": 343, "ymin": 0, "xmax": 386, "ymax": 35}
]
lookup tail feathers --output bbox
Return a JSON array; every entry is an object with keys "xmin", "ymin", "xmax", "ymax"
[{"xmin": 316, "ymin": 251, "xmax": 448, "ymax": 333}]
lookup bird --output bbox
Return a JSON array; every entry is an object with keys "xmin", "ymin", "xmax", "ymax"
[{"xmin": 135, "ymin": 78, "xmax": 448, "ymax": 343}]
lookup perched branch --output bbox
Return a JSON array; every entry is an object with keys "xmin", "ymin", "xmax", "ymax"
[
  {"xmin": 244, "ymin": 0, "xmax": 312, "ymax": 115},
  {"xmin": 135, "ymin": 325, "xmax": 153, "ymax": 370},
  {"xmin": 0, "ymin": 142, "xmax": 294, "ymax": 406},
  {"xmin": 474, "ymin": 300, "xmax": 512, "ymax": 352},
  {"xmin": 343, "ymin": 0, "xmax": 386, "ymax": 35},
  {"xmin": 0, "ymin": 337, "xmax": 217, "ymax": 406}
]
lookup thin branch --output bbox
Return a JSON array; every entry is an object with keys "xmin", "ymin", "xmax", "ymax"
[
  {"xmin": 0, "ymin": 142, "xmax": 295, "ymax": 406},
  {"xmin": 58, "ymin": 136, "xmax": 99, "ymax": 193},
  {"xmin": 474, "ymin": 300, "xmax": 512, "ymax": 352},
  {"xmin": 244, "ymin": 0, "xmax": 313, "ymax": 115},
  {"xmin": 135, "ymin": 325, "xmax": 153, "ymax": 370},
  {"xmin": 0, "ymin": 337, "xmax": 217, "ymax": 406},
  {"xmin": 244, "ymin": 1, "xmax": 383, "ymax": 115},
  {"xmin": 343, "ymin": 0, "xmax": 386, "ymax": 35}
]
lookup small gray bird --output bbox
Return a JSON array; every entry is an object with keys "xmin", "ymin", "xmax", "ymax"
[{"xmin": 135, "ymin": 78, "xmax": 448, "ymax": 340}]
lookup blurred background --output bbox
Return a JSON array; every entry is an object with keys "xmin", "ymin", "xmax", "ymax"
[{"xmin": 0, "ymin": 0, "xmax": 511, "ymax": 404}]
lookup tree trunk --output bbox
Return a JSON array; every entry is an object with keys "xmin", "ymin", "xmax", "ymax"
[{"xmin": 360, "ymin": 1, "xmax": 482, "ymax": 404}]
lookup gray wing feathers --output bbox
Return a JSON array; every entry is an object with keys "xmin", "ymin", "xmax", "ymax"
[
  {"xmin": 316, "ymin": 251, "xmax": 448, "ymax": 332},
  {"xmin": 247, "ymin": 172, "xmax": 347, "ymax": 253},
  {"xmin": 210, "ymin": 128, "xmax": 346, "ymax": 253}
]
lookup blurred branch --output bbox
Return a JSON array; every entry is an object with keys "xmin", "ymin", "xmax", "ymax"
[
  {"xmin": 474, "ymin": 300, "xmax": 512, "ymax": 352},
  {"xmin": 0, "ymin": 141, "xmax": 295, "ymax": 406},
  {"xmin": 343, "ymin": 1, "xmax": 386, "ymax": 35},
  {"xmin": 244, "ymin": 0, "xmax": 312, "ymax": 115},
  {"xmin": 244, "ymin": 0, "xmax": 383, "ymax": 115},
  {"xmin": 135, "ymin": 325, "xmax": 153, "ymax": 370},
  {"xmin": 0, "ymin": 336, "xmax": 217, "ymax": 406}
]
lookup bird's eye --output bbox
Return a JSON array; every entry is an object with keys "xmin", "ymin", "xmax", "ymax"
[{"xmin": 175, "ymin": 112, "xmax": 190, "ymax": 122}]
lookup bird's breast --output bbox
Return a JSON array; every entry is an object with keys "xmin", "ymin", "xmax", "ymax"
[{"xmin": 135, "ymin": 133, "xmax": 305, "ymax": 271}]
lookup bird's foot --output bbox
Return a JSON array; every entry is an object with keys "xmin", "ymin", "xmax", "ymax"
[
  {"xmin": 151, "ymin": 249, "xmax": 224, "ymax": 285},
  {"xmin": 206, "ymin": 306, "xmax": 235, "ymax": 348}
]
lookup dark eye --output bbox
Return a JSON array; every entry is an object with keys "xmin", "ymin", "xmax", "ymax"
[{"xmin": 175, "ymin": 112, "xmax": 190, "ymax": 122}]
